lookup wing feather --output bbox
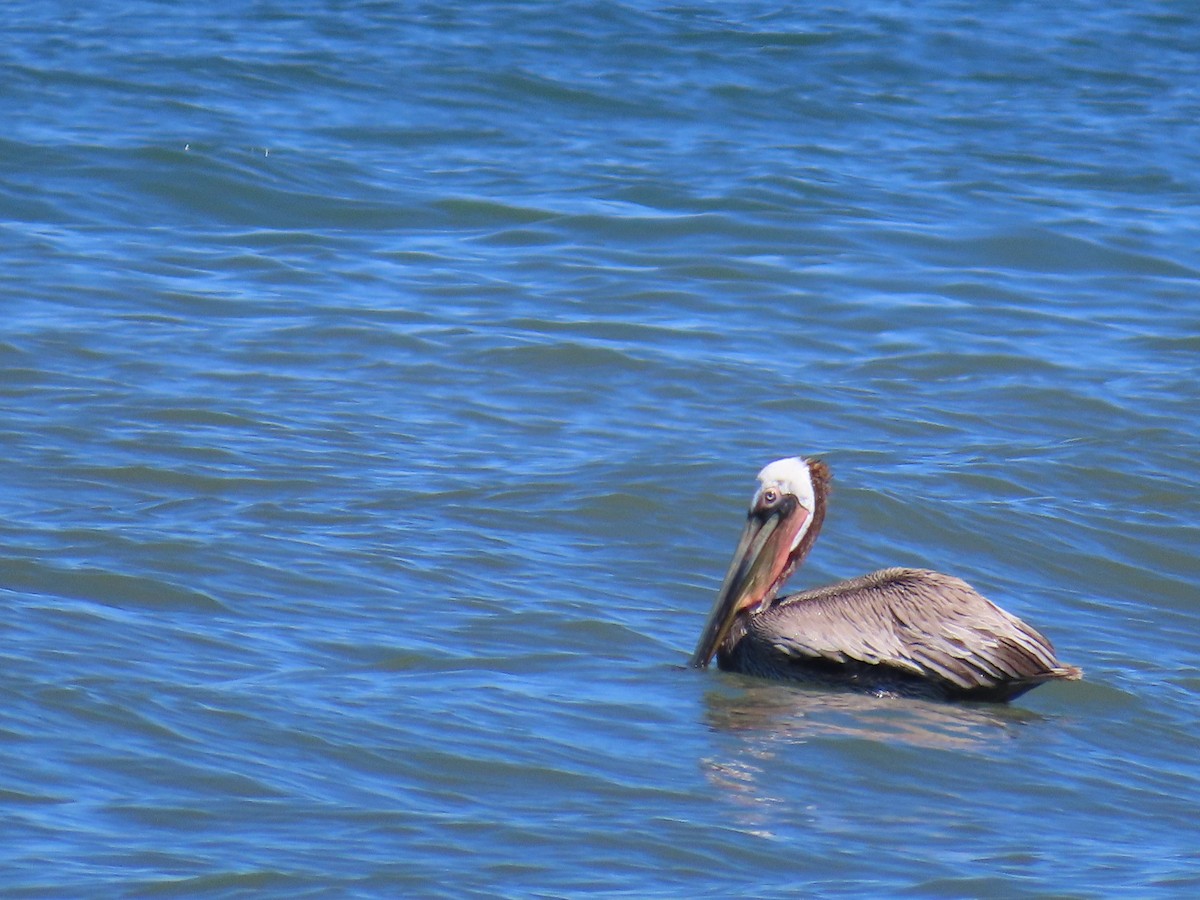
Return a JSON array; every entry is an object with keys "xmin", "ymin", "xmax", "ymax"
[{"xmin": 749, "ymin": 567, "xmax": 1067, "ymax": 692}]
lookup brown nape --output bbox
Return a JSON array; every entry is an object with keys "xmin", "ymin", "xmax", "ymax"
[
  {"xmin": 807, "ymin": 458, "xmax": 832, "ymax": 502},
  {"xmin": 790, "ymin": 458, "xmax": 831, "ymax": 569}
]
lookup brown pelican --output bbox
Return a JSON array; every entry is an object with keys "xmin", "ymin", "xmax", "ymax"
[{"xmin": 690, "ymin": 457, "xmax": 1082, "ymax": 701}]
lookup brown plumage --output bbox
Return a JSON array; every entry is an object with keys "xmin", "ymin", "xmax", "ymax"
[{"xmin": 691, "ymin": 457, "xmax": 1082, "ymax": 702}]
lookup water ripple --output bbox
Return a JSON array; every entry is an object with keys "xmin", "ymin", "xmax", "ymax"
[{"xmin": 2, "ymin": 1, "xmax": 1199, "ymax": 895}]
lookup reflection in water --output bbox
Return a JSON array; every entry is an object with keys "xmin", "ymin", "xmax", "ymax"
[
  {"xmin": 699, "ymin": 678, "xmax": 1045, "ymax": 833},
  {"xmin": 703, "ymin": 678, "xmax": 1042, "ymax": 748}
]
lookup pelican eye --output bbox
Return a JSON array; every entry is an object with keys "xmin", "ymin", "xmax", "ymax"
[{"xmin": 762, "ymin": 488, "xmax": 779, "ymax": 505}]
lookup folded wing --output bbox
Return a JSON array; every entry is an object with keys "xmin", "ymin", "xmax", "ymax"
[{"xmin": 752, "ymin": 567, "xmax": 1080, "ymax": 693}]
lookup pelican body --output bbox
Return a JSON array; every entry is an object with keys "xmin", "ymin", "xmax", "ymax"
[{"xmin": 691, "ymin": 458, "xmax": 1081, "ymax": 702}]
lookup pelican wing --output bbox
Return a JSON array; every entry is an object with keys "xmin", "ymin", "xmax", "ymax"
[{"xmin": 752, "ymin": 567, "xmax": 1073, "ymax": 691}]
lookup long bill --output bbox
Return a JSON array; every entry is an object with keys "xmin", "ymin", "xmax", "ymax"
[{"xmin": 689, "ymin": 499, "xmax": 809, "ymax": 668}]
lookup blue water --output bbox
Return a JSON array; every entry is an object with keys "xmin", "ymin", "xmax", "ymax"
[{"xmin": 3, "ymin": 2, "xmax": 1200, "ymax": 896}]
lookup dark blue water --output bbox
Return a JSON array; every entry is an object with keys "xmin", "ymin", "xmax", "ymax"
[{"xmin": 3, "ymin": 2, "xmax": 1199, "ymax": 896}]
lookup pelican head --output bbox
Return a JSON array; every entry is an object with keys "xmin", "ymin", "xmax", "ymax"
[{"xmin": 689, "ymin": 456, "xmax": 826, "ymax": 668}]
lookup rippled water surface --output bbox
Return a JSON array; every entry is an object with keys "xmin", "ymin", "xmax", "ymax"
[{"xmin": 3, "ymin": 2, "xmax": 1200, "ymax": 896}]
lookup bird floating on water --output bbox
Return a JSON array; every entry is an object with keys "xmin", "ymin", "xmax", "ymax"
[{"xmin": 690, "ymin": 457, "xmax": 1082, "ymax": 702}]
